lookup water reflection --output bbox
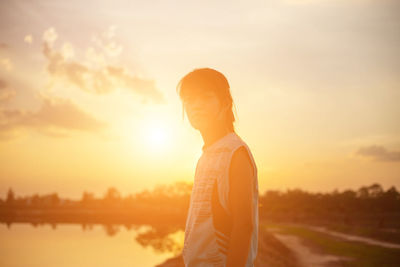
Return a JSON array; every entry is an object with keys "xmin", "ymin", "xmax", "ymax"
[
  {"xmin": 136, "ymin": 224, "xmax": 184, "ymax": 255},
  {"xmin": 1, "ymin": 222, "xmax": 184, "ymax": 267}
]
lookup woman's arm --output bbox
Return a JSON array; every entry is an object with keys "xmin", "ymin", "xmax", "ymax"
[{"xmin": 225, "ymin": 146, "xmax": 255, "ymax": 267}]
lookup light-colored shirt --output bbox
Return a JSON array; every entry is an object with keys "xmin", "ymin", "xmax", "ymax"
[{"xmin": 182, "ymin": 132, "xmax": 259, "ymax": 267}]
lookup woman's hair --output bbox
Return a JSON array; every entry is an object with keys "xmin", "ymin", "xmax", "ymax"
[{"xmin": 176, "ymin": 68, "xmax": 236, "ymax": 132}]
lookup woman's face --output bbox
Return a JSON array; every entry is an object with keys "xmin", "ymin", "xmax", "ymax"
[{"xmin": 183, "ymin": 90, "xmax": 226, "ymax": 131}]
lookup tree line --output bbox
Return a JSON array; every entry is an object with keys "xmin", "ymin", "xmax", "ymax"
[{"xmin": 1, "ymin": 182, "xmax": 399, "ymax": 227}]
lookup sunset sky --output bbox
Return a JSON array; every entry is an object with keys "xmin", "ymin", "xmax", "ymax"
[{"xmin": 0, "ymin": 0, "xmax": 399, "ymax": 199}]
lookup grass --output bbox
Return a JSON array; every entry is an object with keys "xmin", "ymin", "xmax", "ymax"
[{"xmin": 264, "ymin": 223, "xmax": 400, "ymax": 267}]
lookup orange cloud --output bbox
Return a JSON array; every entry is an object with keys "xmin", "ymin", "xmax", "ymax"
[
  {"xmin": 0, "ymin": 58, "xmax": 13, "ymax": 71},
  {"xmin": 91, "ymin": 25, "xmax": 122, "ymax": 57},
  {"xmin": 107, "ymin": 66, "xmax": 163, "ymax": 103},
  {"xmin": 24, "ymin": 35, "xmax": 33, "ymax": 44},
  {"xmin": 0, "ymin": 79, "xmax": 16, "ymax": 103},
  {"xmin": 42, "ymin": 27, "xmax": 164, "ymax": 103},
  {"xmin": 356, "ymin": 145, "xmax": 400, "ymax": 162},
  {"xmin": 0, "ymin": 92, "xmax": 107, "ymax": 141}
]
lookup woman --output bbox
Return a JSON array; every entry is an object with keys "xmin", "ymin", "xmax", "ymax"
[{"xmin": 177, "ymin": 68, "xmax": 259, "ymax": 267}]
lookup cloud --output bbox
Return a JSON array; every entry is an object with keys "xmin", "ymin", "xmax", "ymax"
[
  {"xmin": 61, "ymin": 42, "xmax": 74, "ymax": 59},
  {"xmin": 92, "ymin": 25, "xmax": 123, "ymax": 57},
  {"xmin": 356, "ymin": 145, "xmax": 400, "ymax": 162},
  {"xmin": 0, "ymin": 79, "xmax": 16, "ymax": 103},
  {"xmin": 43, "ymin": 27, "xmax": 58, "ymax": 47},
  {"xmin": 0, "ymin": 43, "xmax": 8, "ymax": 50},
  {"xmin": 107, "ymin": 66, "xmax": 163, "ymax": 103},
  {"xmin": 42, "ymin": 27, "xmax": 164, "ymax": 103},
  {"xmin": 0, "ymin": 92, "xmax": 107, "ymax": 141},
  {"xmin": 24, "ymin": 35, "xmax": 33, "ymax": 44},
  {"xmin": 0, "ymin": 58, "xmax": 13, "ymax": 71}
]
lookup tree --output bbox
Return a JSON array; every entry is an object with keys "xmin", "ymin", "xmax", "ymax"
[
  {"xmin": 367, "ymin": 183, "xmax": 384, "ymax": 198},
  {"xmin": 81, "ymin": 191, "xmax": 95, "ymax": 204},
  {"xmin": 6, "ymin": 188, "xmax": 15, "ymax": 204},
  {"xmin": 104, "ymin": 187, "xmax": 121, "ymax": 205},
  {"xmin": 50, "ymin": 193, "xmax": 60, "ymax": 206}
]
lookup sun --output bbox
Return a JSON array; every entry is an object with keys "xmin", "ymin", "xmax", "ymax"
[
  {"xmin": 147, "ymin": 125, "xmax": 167, "ymax": 147},
  {"xmin": 141, "ymin": 118, "xmax": 171, "ymax": 153}
]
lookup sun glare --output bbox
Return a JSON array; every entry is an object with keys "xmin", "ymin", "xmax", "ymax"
[
  {"xmin": 141, "ymin": 117, "xmax": 172, "ymax": 153},
  {"xmin": 148, "ymin": 125, "xmax": 167, "ymax": 146}
]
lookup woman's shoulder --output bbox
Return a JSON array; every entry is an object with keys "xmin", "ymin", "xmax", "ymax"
[
  {"xmin": 210, "ymin": 132, "xmax": 254, "ymax": 159},
  {"xmin": 225, "ymin": 132, "xmax": 252, "ymax": 152}
]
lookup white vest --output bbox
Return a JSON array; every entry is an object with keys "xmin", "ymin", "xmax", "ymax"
[{"xmin": 182, "ymin": 132, "xmax": 259, "ymax": 267}]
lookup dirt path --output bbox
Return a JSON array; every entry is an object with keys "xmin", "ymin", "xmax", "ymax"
[{"xmin": 272, "ymin": 232, "xmax": 348, "ymax": 267}]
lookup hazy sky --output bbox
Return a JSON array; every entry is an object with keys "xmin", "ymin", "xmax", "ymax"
[{"xmin": 1, "ymin": 0, "xmax": 399, "ymax": 199}]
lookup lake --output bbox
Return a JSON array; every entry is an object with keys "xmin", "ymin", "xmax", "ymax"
[{"xmin": 0, "ymin": 223, "xmax": 184, "ymax": 267}]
